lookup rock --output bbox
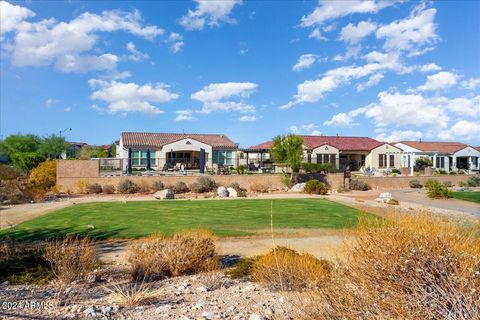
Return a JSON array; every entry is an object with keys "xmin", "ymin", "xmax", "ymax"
[
  {"xmin": 288, "ymin": 183, "xmax": 305, "ymax": 193},
  {"xmin": 379, "ymin": 192, "xmax": 392, "ymax": 199},
  {"xmin": 83, "ymin": 306, "xmax": 98, "ymax": 317},
  {"xmin": 201, "ymin": 311, "xmax": 215, "ymax": 319},
  {"xmin": 156, "ymin": 304, "xmax": 172, "ymax": 313},
  {"xmin": 196, "ymin": 285, "xmax": 209, "ymax": 292},
  {"xmin": 264, "ymin": 307, "xmax": 274, "ymax": 316},
  {"xmin": 217, "ymin": 186, "xmax": 229, "ymax": 198},
  {"xmin": 87, "ymin": 224, "xmax": 95, "ymax": 230},
  {"xmin": 227, "ymin": 187, "xmax": 238, "ymax": 198},
  {"xmin": 386, "ymin": 198, "xmax": 399, "ymax": 205},
  {"xmin": 2, "ymin": 200, "xmax": 12, "ymax": 205},
  {"xmin": 249, "ymin": 314, "xmax": 264, "ymax": 320},
  {"xmin": 154, "ymin": 189, "xmax": 174, "ymax": 200}
]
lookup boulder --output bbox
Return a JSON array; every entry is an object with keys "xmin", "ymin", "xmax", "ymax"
[
  {"xmin": 217, "ymin": 186, "xmax": 229, "ymax": 198},
  {"xmin": 288, "ymin": 183, "xmax": 305, "ymax": 193},
  {"xmin": 154, "ymin": 189, "xmax": 174, "ymax": 200},
  {"xmin": 379, "ymin": 192, "xmax": 392, "ymax": 199},
  {"xmin": 227, "ymin": 187, "xmax": 238, "ymax": 198}
]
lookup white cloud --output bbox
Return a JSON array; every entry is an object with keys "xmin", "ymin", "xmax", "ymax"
[
  {"xmin": 191, "ymin": 82, "xmax": 257, "ymax": 114},
  {"xmin": 438, "ymin": 120, "xmax": 480, "ymax": 141},
  {"xmin": 418, "ymin": 71, "xmax": 458, "ymax": 91},
  {"xmin": 45, "ymin": 98, "xmax": 58, "ymax": 107},
  {"xmin": 179, "ymin": 0, "xmax": 242, "ymax": 31},
  {"xmin": 165, "ymin": 32, "xmax": 184, "ymax": 53},
  {"xmin": 434, "ymin": 95, "xmax": 480, "ymax": 118},
  {"xmin": 356, "ymin": 73, "xmax": 384, "ymax": 91},
  {"xmin": 0, "ymin": 1, "xmax": 35, "ymax": 35},
  {"xmin": 339, "ymin": 20, "xmax": 377, "ymax": 44},
  {"xmin": 376, "ymin": 4, "xmax": 438, "ymax": 56},
  {"xmin": 375, "ymin": 130, "xmax": 423, "ymax": 142},
  {"xmin": 324, "ymin": 113, "xmax": 356, "ymax": 127},
  {"xmin": 88, "ymin": 79, "xmax": 178, "ymax": 115},
  {"xmin": 462, "ymin": 78, "xmax": 480, "ymax": 90},
  {"xmin": 419, "ymin": 63, "xmax": 442, "ymax": 72},
  {"xmin": 175, "ymin": 110, "xmax": 195, "ymax": 121},
  {"xmin": 1, "ymin": 3, "xmax": 163, "ymax": 73},
  {"xmin": 301, "ymin": 0, "xmax": 400, "ymax": 27},
  {"xmin": 239, "ymin": 115, "xmax": 257, "ymax": 122},
  {"xmin": 308, "ymin": 28, "xmax": 327, "ymax": 40},
  {"xmin": 125, "ymin": 42, "xmax": 149, "ymax": 61},
  {"xmin": 292, "ymin": 54, "xmax": 318, "ymax": 72},
  {"xmin": 288, "ymin": 123, "xmax": 319, "ymax": 135}
]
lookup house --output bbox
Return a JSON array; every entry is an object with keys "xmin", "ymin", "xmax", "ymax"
[
  {"xmin": 244, "ymin": 135, "xmax": 402, "ymax": 171},
  {"xmin": 394, "ymin": 141, "xmax": 480, "ymax": 173},
  {"xmin": 117, "ymin": 132, "xmax": 239, "ymax": 170}
]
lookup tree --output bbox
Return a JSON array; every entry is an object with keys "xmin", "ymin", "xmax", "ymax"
[
  {"xmin": 415, "ymin": 156, "xmax": 433, "ymax": 170},
  {"xmin": 270, "ymin": 134, "xmax": 304, "ymax": 183},
  {"xmin": 39, "ymin": 134, "xmax": 68, "ymax": 159},
  {"xmin": 0, "ymin": 134, "xmax": 44, "ymax": 172}
]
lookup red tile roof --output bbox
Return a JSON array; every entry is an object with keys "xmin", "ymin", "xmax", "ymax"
[
  {"xmin": 247, "ymin": 135, "xmax": 386, "ymax": 151},
  {"xmin": 398, "ymin": 141, "xmax": 468, "ymax": 153},
  {"xmin": 121, "ymin": 132, "xmax": 237, "ymax": 149}
]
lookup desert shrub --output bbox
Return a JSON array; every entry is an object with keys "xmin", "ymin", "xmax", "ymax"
[
  {"xmin": 236, "ymin": 165, "xmax": 247, "ymax": 174},
  {"xmin": 409, "ymin": 179, "xmax": 423, "ymax": 188},
  {"xmin": 0, "ymin": 165, "xmax": 27, "ymax": 204},
  {"xmin": 189, "ymin": 176, "xmax": 216, "ymax": 193},
  {"xmin": 226, "ymin": 258, "xmax": 255, "ymax": 279},
  {"xmin": 105, "ymin": 281, "xmax": 156, "ymax": 306},
  {"xmin": 458, "ymin": 181, "xmax": 467, "ymax": 187},
  {"xmin": 249, "ymin": 182, "xmax": 269, "ymax": 193},
  {"xmin": 443, "ymin": 180, "xmax": 453, "ymax": 188},
  {"xmin": 304, "ymin": 179, "xmax": 328, "ymax": 195},
  {"xmin": 0, "ymin": 240, "xmax": 53, "ymax": 285},
  {"xmin": 26, "ymin": 159, "xmax": 57, "ymax": 200},
  {"xmin": 44, "ymin": 236, "xmax": 97, "ymax": 283},
  {"xmin": 137, "ymin": 181, "xmax": 151, "ymax": 193},
  {"xmin": 467, "ymin": 176, "xmax": 480, "ymax": 187},
  {"xmin": 304, "ymin": 213, "xmax": 480, "ymax": 319},
  {"xmin": 252, "ymin": 247, "xmax": 331, "ymax": 291},
  {"xmin": 76, "ymin": 180, "xmax": 88, "ymax": 194},
  {"xmin": 386, "ymin": 198, "xmax": 399, "ymax": 205},
  {"xmin": 117, "ymin": 179, "xmax": 139, "ymax": 194},
  {"xmin": 86, "ymin": 183, "xmax": 102, "ymax": 194},
  {"xmin": 458, "ymin": 170, "xmax": 466, "ymax": 175},
  {"xmin": 227, "ymin": 182, "xmax": 247, "ymax": 197},
  {"xmin": 437, "ymin": 169, "xmax": 447, "ymax": 175},
  {"xmin": 152, "ymin": 180, "xmax": 164, "ymax": 191},
  {"xmin": 449, "ymin": 171, "xmax": 457, "ymax": 175},
  {"xmin": 128, "ymin": 230, "xmax": 217, "ymax": 281},
  {"xmin": 425, "ymin": 179, "xmax": 450, "ymax": 199},
  {"xmin": 171, "ymin": 181, "xmax": 189, "ymax": 193},
  {"xmin": 102, "ymin": 184, "xmax": 115, "ymax": 194},
  {"xmin": 349, "ymin": 179, "xmax": 371, "ymax": 191}
]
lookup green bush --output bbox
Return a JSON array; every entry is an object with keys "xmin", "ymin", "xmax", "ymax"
[
  {"xmin": 226, "ymin": 258, "xmax": 255, "ymax": 279},
  {"xmin": 102, "ymin": 184, "xmax": 115, "ymax": 194},
  {"xmin": 415, "ymin": 156, "xmax": 433, "ymax": 167},
  {"xmin": 458, "ymin": 170, "xmax": 466, "ymax": 175},
  {"xmin": 304, "ymin": 179, "xmax": 328, "ymax": 195},
  {"xmin": 86, "ymin": 183, "xmax": 102, "ymax": 194},
  {"xmin": 152, "ymin": 180, "xmax": 165, "ymax": 191},
  {"xmin": 171, "ymin": 181, "xmax": 189, "ymax": 194},
  {"xmin": 449, "ymin": 171, "xmax": 457, "ymax": 175},
  {"xmin": 425, "ymin": 179, "xmax": 451, "ymax": 199},
  {"xmin": 437, "ymin": 169, "xmax": 447, "ymax": 175},
  {"xmin": 409, "ymin": 179, "xmax": 423, "ymax": 188},
  {"xmin": 236, "ymin": 165, "xmax": 247, "ymax": 175},
  {"xmin": 117, "ymin": 179, "xmax": 139, "ymax": 194},
  {"xmin": 443, "ymin": 181, "xmax": 453, "ymax": 188},
  {"xmin": 189, "ymin": 177, "xmax": 216, "ymax": 193},
  {"xmin": 459, "ymin": 181, "xmax": 467, "ymax": 187},
  {"xmin": 467, "ymin": 176, "xmax": 480, "ymax": 187},
  {"xmin": 349, "ymin": 179, "xmax": 371, "ymax": 191}
]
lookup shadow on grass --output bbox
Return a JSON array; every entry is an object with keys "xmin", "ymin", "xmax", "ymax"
[{"xmin": 0, "ymin": 226, "xmax": 127, "ymax": 241}]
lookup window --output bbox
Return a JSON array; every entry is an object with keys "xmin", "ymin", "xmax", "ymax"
[
  {"xmin": 316, "ymin": 154, "xmax": 336, "ymax": 166},
  {"xmin": 389, "ymin": 155, "xmax": 395, "ymax": 167},
  {"xmin": 213, "ymin": 150, "xmax": 233, "ymax": 165},
  {"xmin": 132, "ymin": 150, "xmax": 156, "ymax": 166},
  {"xmin": 360, "ymin": 155, "xmax": 366, "ymax": 167},
  {"xmin": 379, "ymin": 154, "xmax": 386, "ymax": 168},
  {"xmin": 436, "ymin": 157, "xmax": 445, "ymax": 169}
]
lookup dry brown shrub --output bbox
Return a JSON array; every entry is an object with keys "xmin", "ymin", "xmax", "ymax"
[
  {"xmin": 128, "ymin": 230, "xmax": 218, "ymax": 281},
  {"xmin": 104, "ymin": 281, "xmax": 156, "ymax": 306},
  {"xmin": 137, "ymin": 181, "xmax": 151, "ymax": 193},
  {"xmin": 44, "ymin": 236, "xmax": 98, "ymax": 283},
  {"xmin": 249, "ymin": 182, "xmax": 269, "ymax": 193},
  {"xmin": 301, "ymin": 212, "xmax": 480, "ymax": 320},
  {"xmin": 252, "ymin": 246, "xmax": 332, "ymax": 291},
  {"xmin": 198, "ymin": 258, "xmax": 224, "ymax": 290}
]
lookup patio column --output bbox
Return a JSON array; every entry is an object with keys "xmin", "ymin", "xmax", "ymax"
[
  {"xmin": 433, "ymin": 153, "xmax": 437, "ymax": 169},
  {"xmin": 469, "ymin": 156, "xmax": 473, "ymax": 172},
  {"xmin": 410, "ymin": 152, "xmax": 415, "ymax": 176},
  {"xmin": 452, "ymin": 156, "xmax": 457, "ymax": 171},
  {"xmin": 444, "ymin": 156, "xmax": 449, "ymax": 173},
  {"xmin": 386, "ymin": 152, "xmax": 390, "ymax": 169}
]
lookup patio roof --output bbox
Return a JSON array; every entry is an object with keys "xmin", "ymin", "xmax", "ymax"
[
  {"xmin": 121, "ymin": 132, "xmax": 238, "ymax": 149},
  {"xmin": 398, "ymin": 141, "xmax": 468, "ymax": 154}
]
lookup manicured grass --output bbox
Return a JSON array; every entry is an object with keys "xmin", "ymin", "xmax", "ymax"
[
  {"xmin": 450, "ymin": 191, "xmax": 480, "ymax": 203},
  {"xmin": 0, "ymin": 198, "xmax": 361, "ymax": 240}
]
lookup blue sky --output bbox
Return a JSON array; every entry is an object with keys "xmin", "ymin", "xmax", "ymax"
[{"xmin": 1, "ymin": 0, "xmax": 479, "ymax": 147}]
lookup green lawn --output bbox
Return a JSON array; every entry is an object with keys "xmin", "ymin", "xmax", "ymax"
[
  {"xmin": 0, "ymin": 198, "xmax": 362, "ymax": 240},
  {"xmin": 451, "ymin": 191, "xmax": 480, "ymax": 203}
]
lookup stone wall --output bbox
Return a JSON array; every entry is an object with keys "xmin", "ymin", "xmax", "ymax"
[{"xmin": 56, "ymin": 160, "xmax": 473, "ymax": 193}]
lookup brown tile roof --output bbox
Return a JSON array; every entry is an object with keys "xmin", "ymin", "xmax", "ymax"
[
  {"xmin": 247, "ymin": 136, "xmax": 386, "ymax": 152},
  {"xmin": 398, "ymin": 141, "xmax": 468, "ymax": 153},
  {"xmin": 121, "ymin": 132, "xmax": 237, "ymax": 149}
]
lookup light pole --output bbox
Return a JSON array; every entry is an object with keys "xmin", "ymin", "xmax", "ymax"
[{"xmin": 59, "ymin": 128, "xmax": 72, "ymax": 136}]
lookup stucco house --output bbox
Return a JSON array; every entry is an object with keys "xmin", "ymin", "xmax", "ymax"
[
  {"xmin": 394, "ymin": 141, "xmax": 480, "ymax": 173},
  {"xmin": 116, "ymin": 132, "xmax": 238, "ymax": 170},
  {"xmin": 244, "ymin": 135, "xmax": 401, "ymax": 171}
]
